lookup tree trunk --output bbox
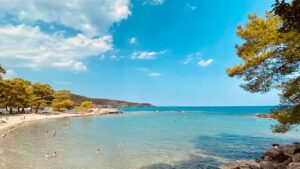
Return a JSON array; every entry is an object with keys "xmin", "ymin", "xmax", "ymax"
[{"xmin": 35, "ymin": 104, "xmax": 40, "ymax": 114}]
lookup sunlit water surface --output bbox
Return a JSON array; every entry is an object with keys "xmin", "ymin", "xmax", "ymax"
[{"xmin": 0, "ymin": 106, "xmax": 298, "ymax": 169}]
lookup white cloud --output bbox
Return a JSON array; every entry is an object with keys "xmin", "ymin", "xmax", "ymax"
[
  {"xmin": 143, "ymin": 0, "xmax": 165, "ymax": 5},
  {"xmin": 0, "ymin": 24, "xmax": 112, "ymax": 71},
  {"xmin": 0, "ymin": 0, "xmax": 131, "ymax": 37},
  {"xmin": 198, "ymin": 59, "xmax": 213, "ymax": 67},
  {"xmin": 131, "ymin": 50, "xmax": 166, "ymax": 60},
  {"xmin": 148, "ymin": 72, "xmax": 161, "ymax": 77},
  {"xmin": 183, "ymin": 55, "xmax": 194, "ymax": 65},
  {"xmin": 2, "ymin": 69, "xmax": 17, "ymax": 79},
  {"xmin": 137, "ymin": 67, "xmax": 162, "ymax": 78},
  {"xmin": 186, "ymin": 4, "xmax": 197, "ymax": 10},
  {"xmin": 182, "ymin": 52, "xmax": 201, "ymax": 65},
  {"xmin": 129, "ymin": 37, "xmax": 137, "ymax": 44}
]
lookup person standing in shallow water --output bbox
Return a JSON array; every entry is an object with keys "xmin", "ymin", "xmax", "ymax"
[
  {"xmin": 96, "ymin": 149, "xmax": 100, "ymax": 155},
  {"xmin": 45, "ymin": 131, "xmax": 48, "ymax": 140},
  {"xmin": 53, "ymin": 129, "xmax": 56, "ymax": 137}
]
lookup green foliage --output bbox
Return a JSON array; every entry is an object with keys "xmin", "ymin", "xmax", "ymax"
[
  {"xmin": 51, "ymin": 90, "xmax": 75, "ymax": 112},
  {"xmin": 74, "ymin": 101, "xmax": 93, "ymax": 113},
  {"xmin": 0, "ymin": 71, "xmax": 76, "ymax": 114},
  {"xmin": 227, "ymin": 12, "xmax": 300, "ymax": 132},
  {"xmin": 32, "ymin": 83, "xmax": 54, "ymax": 113},
  {"xmin": 0, "ymin": 64, "xmax": 5, "ymax": 81},
  {"xmin": 80, "ymin": 101, "xmax": 93, "ymax": 109}
]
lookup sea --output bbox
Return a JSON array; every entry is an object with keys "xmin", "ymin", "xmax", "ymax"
[{"xmin": 0, "ymin": 106, "xmax": 299, "ymax": 169}]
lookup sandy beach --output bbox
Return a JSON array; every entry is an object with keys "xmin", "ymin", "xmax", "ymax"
[{"xmin": 0, "ymin": 108, "xmax": 122, "ymax": 133}]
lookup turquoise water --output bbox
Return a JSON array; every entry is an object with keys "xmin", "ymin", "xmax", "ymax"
[{"xmin": 0, "ymin": 106, "xmax": 299, "ymax": 169}]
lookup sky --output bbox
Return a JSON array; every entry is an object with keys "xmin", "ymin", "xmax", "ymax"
[{"xmin": 0, "ymin": 0, "xmax": 280, "ymax": 106}]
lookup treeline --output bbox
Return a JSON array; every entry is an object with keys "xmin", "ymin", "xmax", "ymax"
[{"xmin": 0, "ymin": 67, "xmax": 93, "ymax": 114}]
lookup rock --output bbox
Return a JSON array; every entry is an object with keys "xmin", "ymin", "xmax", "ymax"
[
  {"xmin": 282, "ymin": 144, "xmax": 300, "ymax": 156},
  {"xmin": 264, "ymin": 148, "xmax": 290, "ymax": 163},
  {"xmin": 292, "ymin": 153, "xmax": 300, "ymax": 162},
  {"xmin": 287, "ymin": 162, "xmax": 300, "ymax": 169},
  {"xmin": 219, "ymin": 160, "xmax": 260, "ymax": 169},
  {"xmin": 219, "ymin": 144, "xmax": 300, "ymax": 169},
  {"xmin": 260, "ymin": 161, "xmax": 288, "ymax": 169}
]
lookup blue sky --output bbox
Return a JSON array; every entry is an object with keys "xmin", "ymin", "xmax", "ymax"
[{"xmin": 0, "ymin": 0, "xmax": 279, "ymax": 106}]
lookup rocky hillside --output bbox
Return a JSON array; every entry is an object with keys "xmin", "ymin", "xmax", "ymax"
[{"xmin": 71, "ymin": 94, "xmax": 153, "ymax": 108}]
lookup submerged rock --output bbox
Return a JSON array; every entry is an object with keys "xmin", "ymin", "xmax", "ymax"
[
  {"xmin": 219, "ymin": 143, "xmax": 300, "ymax": 169},
  {"xmin": 220, "ymin": 160, "xmax": 260, "ymax": 169}
]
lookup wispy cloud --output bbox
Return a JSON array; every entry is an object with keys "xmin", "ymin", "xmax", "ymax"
[
  {"xmin": 56, "ymin": 81, "xmax": 71, "ymax": 85},
  {"xmin": 137, "ymin": 67, "xmax": 162, "ymax": 78},
  {"xmin": 182, "ymin": 52, "xmax": 201, "ymax": 65},
  {"xmin": 148, "ymin": 72, "xmax": 162, "ymax": 77},
  {"xmin": 198, "ymin": 59, "xmax": 213, "ymax": 67},
  {"xmin": 186, "ymin": 4, "xmax": 197, "ymax": 10},
  {"xmin": 143, "ymin": 0, "xmax": 165, "ymax": 5},
  {"xmin": 129, "ymin": 37, "xmax": 137, "ymax": 44},
  {"xmin": 131, "ymin": 50, "xmax": 166, "ymax": 60}
]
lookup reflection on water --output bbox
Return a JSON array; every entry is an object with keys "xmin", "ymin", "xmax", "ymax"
[{"xmin": 0, "ymin": 107, "xmax": 298, "ymax": 169}]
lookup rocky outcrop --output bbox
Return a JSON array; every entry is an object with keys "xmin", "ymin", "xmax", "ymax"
[
  {"xmin": 219, "ymin": 143, "xmax": 300, "ymax": 169},
  {"xmin": 255, "ymin": 113, "xmax": 273, "ymax": 118}
]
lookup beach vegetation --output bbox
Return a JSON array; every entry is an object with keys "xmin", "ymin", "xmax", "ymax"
[
  {"xmin": 0, "ymin": 64, "xmax": 5, "ymax": 81},
  {"xmin": 227, "ymin": 2, "xmax": 299, "ymax": 132},
  {"xmin": 0, "ymin": 76, "xmax": 77, "ymax": 114},
  {"xmin": 51, "ymin": 90, "xmax": 75, "ymax": 112},
  {"xmin": 32, "ymin": 83, "xmax": 54, "ymax": 113},
  {"xmin": 74, "ymin": 101, "xmax": 93, "ymax": 113}
]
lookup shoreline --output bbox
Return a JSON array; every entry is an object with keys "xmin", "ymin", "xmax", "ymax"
[{"xmin": 0, "ymin": 108, "xmax": 122, "ymax": 134}]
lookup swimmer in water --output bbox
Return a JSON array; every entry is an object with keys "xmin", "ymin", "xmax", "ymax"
[
  {"xmin": 117, "ymin": 143, "xmax": 124, "ymax": 148},
  {"xmin": 51, "ymin": 152, "xmax": 57, "ymax": 158},
  {"xmin": 45, "ymin": 153, "xmax": 50, "ymax": 159}
]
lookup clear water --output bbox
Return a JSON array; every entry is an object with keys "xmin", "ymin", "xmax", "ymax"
[{"xmin": 0, "ymin": 106, "xmax": 299, "ymax": 169}]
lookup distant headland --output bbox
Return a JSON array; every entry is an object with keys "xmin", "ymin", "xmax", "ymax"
[{"xmin": 71, "ymin": 93, "xmax": 153, "ymax": 108}]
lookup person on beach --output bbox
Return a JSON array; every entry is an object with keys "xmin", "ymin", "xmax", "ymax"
[
  {"xmin": 45, "ymin": 153, "xmax": 50, "ymax": 159},
  {"xmin": 45, "ymin": 131, "xmax": 48, "ymax": 140},
  {"xmin": 1, "ymin": 134, "xmax": 6, "ymax": 138},
  {"xmin": 96, "ymin": 149, "xmax": 100, "ymax": 155}
]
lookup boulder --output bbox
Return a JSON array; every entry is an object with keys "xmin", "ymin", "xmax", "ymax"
[
  {"xmin": 264, "ymin": 148, "xmax": 290, "ymax": 163},
  {"xmin": 292, "ymin": 153, "xmax": 300, "ymax": 162},
  {"xmin": 260, "ymin": 161, "xmax": 287, "ymax": 169},
  {"xmin": 282, "ymin": 144, "xmax": 300, "ymax": 156},
  {"xmin": 287, "ymin": 162, "xmax": 300, "ymax": 169}
]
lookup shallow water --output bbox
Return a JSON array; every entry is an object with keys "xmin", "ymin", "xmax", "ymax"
[{"xmin": 0, "ymin": 106, "xmax": 298, "ymax": 169}]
